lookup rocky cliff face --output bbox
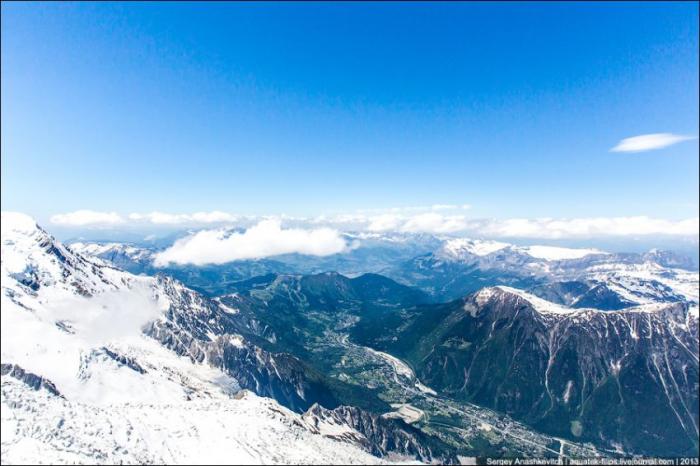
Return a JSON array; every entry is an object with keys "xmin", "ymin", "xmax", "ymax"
[
  {"xmin": 303, "ymin": 403, "xmax": 458, "ymax": 464},
  {"xmin": 357, "ymin": 286, "xmax": 699, "ymax": 456}
]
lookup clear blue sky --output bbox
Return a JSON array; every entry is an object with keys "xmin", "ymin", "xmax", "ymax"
[{"xmin": 2, "ymin": 2, "xmax": 698, "ymax": 223}]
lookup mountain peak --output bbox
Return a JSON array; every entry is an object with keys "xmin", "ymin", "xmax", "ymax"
[
  {"xmin": 471, "ymin": 286, "xmax": 577, "ymax": 315},
  {"xmin": 1, "ymin": 211, "xmax": 40, "ymax": 237},
  {"xmin": 2, "ymin": 211, "xmax": 58, "ymax": 276},
  {"xmin": 440, "ymin": 238, "xmax": 511, "ymax": 258},
  {"xmin": 1, "ymin": 213, "xmax": 128, "ymax": 298}
]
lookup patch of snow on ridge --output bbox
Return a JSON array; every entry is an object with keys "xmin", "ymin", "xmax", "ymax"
[
  {"xmin": 69, "ymin": 242, "xmax": 152, "ymax": 261},
  {"xmin": 439, "ymin": 237, "xmax": 607, "ymax": 262},
  {"xmin": 491, "ymin": 286, "xmax": 686, "ymax": 317},
  {"xmin": 214, "ymin": 297, "xmax": 240, "ymax": 315},
  {"xmin": 585, "ymin": 261, "xmax": 699, "ymax": 305},
  {"xmin": 495, "ymin": 286, "xmax": 577, "ymax": 315},
  {"xmin": 474, "ymin": 287, "xmax": 498, "ymax": 307},
  {"xmin": 519, "ymin": 245, "xmax": 607, "ymax": 261},
  {"xmin": 228, "ymin": 334, "xmax": 246, "ymax": 348},
  {"xmin": 442, "ymin": 238, "xmax": 510, "ymax": 258},
  {"xmin": 689, "ymin": 305, "xmax": 699, "ymax": 318}
]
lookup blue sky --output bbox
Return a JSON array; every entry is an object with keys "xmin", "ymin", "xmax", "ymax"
[{"xmin": 1, "ymin": 2, "xmax": 698, "ymax": 230}]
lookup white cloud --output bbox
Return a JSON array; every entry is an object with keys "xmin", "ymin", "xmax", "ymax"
[
  {"xmin": 50, "ymin": 210, "xmax": 125, "ymax": 226},
  {"xmin": 128, "ymin": 211, "xmax": 238, "ymax": 225},
  {"xmin": 400, "ymin": 213, "xmax": 468, "ymax": 233},
  {"xmin": 190, "ymin": 211, "xmax": 238, "ymax": 223},
  {"xmin": 327, "ymin": 204, "xmax": 472, "ymax": 233},
  {"xmin": 366, "ymin": 214, "xmax": 403, "ymax": 232},
  {"xmin": 50, "ymin": 282, "xmax": 162, "ymax": 345},
  {"xmin": 49, "ymin": 207, "xmax": 698, "ymax": 241},
  {"xmin": 310, "ymin": 211, "xmax": 698, "ymax": 238},
  {"xmin": 357, "ymin": 213, "xmax": 698, "ymax": 238},
  {"xmin": 474, "ymin": 216, "xmax": 699, "ymax": 239},
  {"xmin": 311, "ymin": 213, "xmax": 367, "ymax": 225},
  {"xmin": 610, "ymin": 133, "xmax": 696, "ymax": 153},
  {"xmin": 153, "ymin": 219, "xmax": 348, "ymax": 266},
  {"xmin": 362, "ymin": 210, "xmax": 472, "ymax": 234}
]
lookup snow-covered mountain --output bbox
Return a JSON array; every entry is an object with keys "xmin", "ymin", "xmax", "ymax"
[
  {"xmin": 68, "ymin": 241, "xmax": 155, "ymax": 268},
  {"xmin": 67, "ymin": 234, "xmax": 698, "ymax": 308},
  {"xmin": 0, "ymin": 213, "xmax": 435, "ymax": 464},
  {"xmin": 437, "ymin": 238, "xmax": 607, "ymax": 262},
  {"xmin": 389, "ymin": 237, "xmax": 699, "ymax": 303},
  {"xmin": 11, "ymin": 218, "xmax": 699, "ymax": 461}
]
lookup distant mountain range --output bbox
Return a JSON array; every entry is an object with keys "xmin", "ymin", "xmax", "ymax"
[
  {"xmin": 2, "ymin": 214, "xmax": 698, "ymax": 463},
  {"xmin": 69, "ymin": 234, "xmax": 699, "ymax": 308}
]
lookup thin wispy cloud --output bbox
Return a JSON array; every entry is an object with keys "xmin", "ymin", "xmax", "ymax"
[
  {"xmin": 362, "ymin": 212, "xmax": 469, "ymax": 234},
  {"xmin": 48, "ymin": 209, "xmax": 699, "ymax": 240},
  {"xmin": 472, "ymin": 216, "xmax": 699, "ymax": 239},
  {"xmin": 128, "ymin": 211, "xmax": 238, "ymax": 225},
  {"xmin": 610, "ymin": 133, "xmax": 696, "ymax": 153},
  {"xmin": 50, "ymin": 210, "xmax": 125, "ymax": 226},
  {"xmin": 51, "ymin": 210, "xmax": 239, "ymax": 227},
  {"xmin": 366, "ymin": 214, "xmax": 403, "ymax": 232},
  {"xmin": 51, "ymin": 206, "xmax": 473, "ymax": 228},
  {"xmin": 356, "ymin": 204, "xmax": 471, "ymax": 214},
  {"xmin": 400, "ymin": 213, "xmax": 468, "ymax": 234},
  {"xmin": 363, "ymin": 214, "xmax": 698, "ymax": 238}
]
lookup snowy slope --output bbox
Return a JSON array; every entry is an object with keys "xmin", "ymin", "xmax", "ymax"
[
  {"xmin": 573, "ymin": 260, "xmax": 699, "ymax": 305},
  {"xmin": 521, "ymin": 245, "xmax": 606, "ymax": 261},
  {"xmin": 438, "ymin": 238, "xmax": 607, "ymax": 262},
  {"xmin": 69, "ymin": 241, "xmax": 153, "ymax": 262},
  {"xmin": 1, "ymin": 376, "xmax": 397, "ymax": 465},
  {"xmin": 440, "ymin": 238, "xmax": 511, "ymax": 258},
  {"xmin": 420, "ymin": 237, "xmax": 699, "ymax": 306},
  {"xmin": 479, "ymin": 285, "xmax": 695, "ymax": 318},
  {"xmin": 0, "ymin": 213, "xmax": 414, "ymax": 465}
]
